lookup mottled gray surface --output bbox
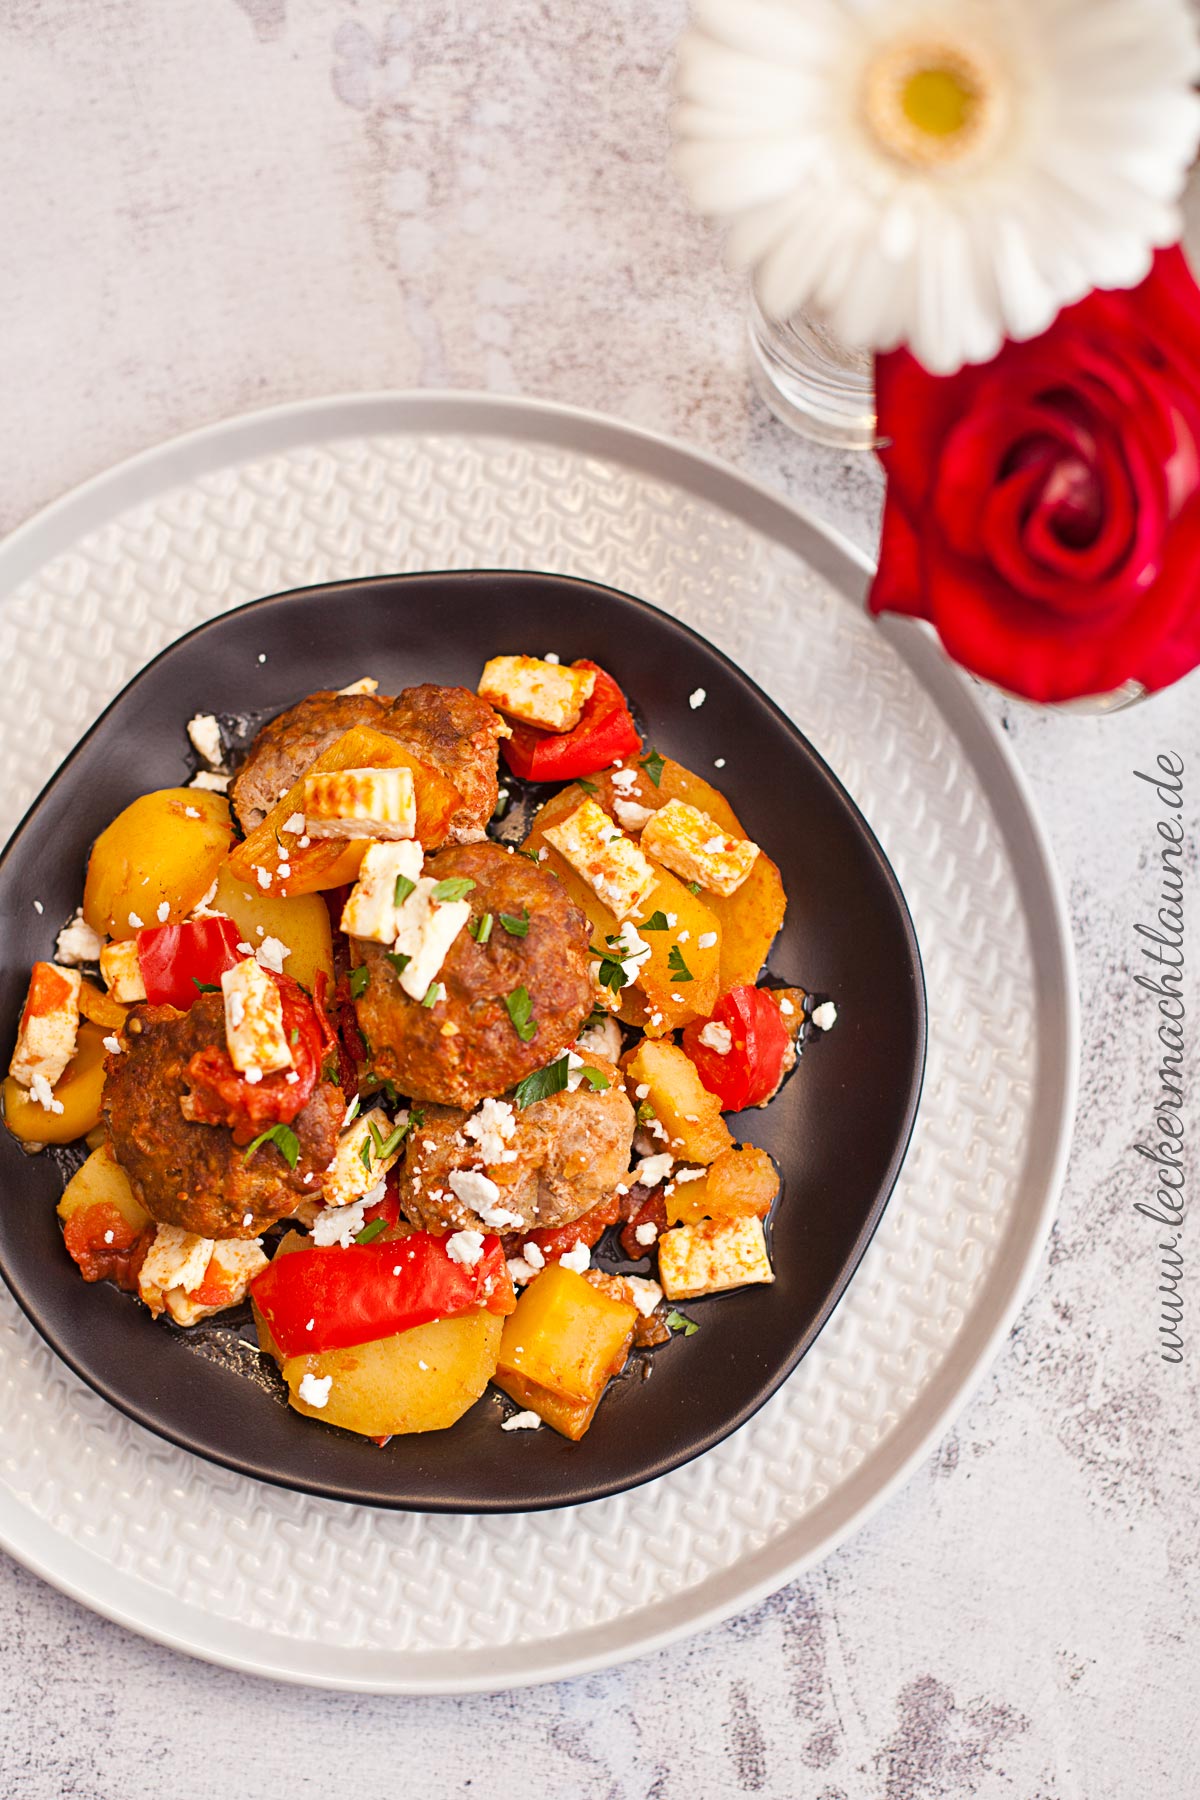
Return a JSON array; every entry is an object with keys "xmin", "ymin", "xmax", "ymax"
[{"xmin": 1, "ymin": 3, "xmax": 1197, "ymax": 1795}]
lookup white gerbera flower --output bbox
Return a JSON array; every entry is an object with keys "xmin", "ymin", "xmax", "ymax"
[{"xmin": 673, "ymin": 0, "xmax": 1200, "ymax": 373}]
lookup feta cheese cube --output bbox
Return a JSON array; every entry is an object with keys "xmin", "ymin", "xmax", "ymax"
[
  {"xmin": 657, "ymin": 1215, "xmax": 774, "ymax": 1300},
  {"xmin": 187, "ymin": 713, "xmax": 224, "ymax": 767},
  {"xmin": 54, "ymin": 910, "xmax": 105, "ymax": 967},
  {"xmin": 543, "ymin": 799, "xmax": 657, "ymax": 921},
  {"xmin": 99, "ymin": 939, "xmax": 146, "ymax": 1004},
  {"xmin": 159, "ymin": 1236, "xmax": 270, "ymax": 1327},
  {"xmin": 478, "ymin": 655, "xmax": 595, "ymax": 732},
  {"xmin": 322, "ymin": 1111, "xmax": 403, "ymax": 1209},
  {"xmin": 390, "ymin": 877, "xmax": 470, "ymax": 1000},
  {"xmin": 339, "ymin": 840, "xmax": 425, "ymax": 944},
  {"xmin": 221, "ymin": 958, "xmax": 292, "ymax": 1076},
  {"xmin": 336, "ymin": 676, "xmax": 379, "ymax": 696},
  {"xmin": 9, "ymin": 963, "xmax": 81, "ymax": 1089},
  {"xmin": 138, "ymin": 1223, "xmax": 217, "ymax": 1317},
  {"xmin": 640, "ymin": 800, "xmax": 759, "ymax": 897},
  {"xmin": 303, "ymin": 766, "xmax": 417, "ymax": 841}
]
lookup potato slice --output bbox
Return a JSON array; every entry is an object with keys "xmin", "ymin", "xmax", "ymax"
[
  {"xmin": 621, "ymin": 1037, "xmax": 733, "ymax": 1165},
  {"xmin": 57, "ymin": 1142, "xmax": 152, "ymax": 1232},
  {"xmin": 280, "ymin": 1312, "xmax": 503, "ymax": 1437},
  {"xmin": 497, "ymin": 1263, "xmax": 636, "ymax": 1404},
  {"xmin": 83, "ymin": 789, "xmax": 234, "ymax": 942},
  {"xmin": 3, "ymin": 1022, "xmax": 109, "ymax": 1146},
  {"xmin": 208, "ymin": 866, "xmax": 333, "ymax": 994},
  {"xmin": 525, "ymin": 786, "xmax": 720, "ymax": 1034},
  {"xmin": 492, "ymin": 1367, "xmax": 604, "ymax": 1441},
  {"xmin": 665, "ymin": 1145, "xmax": 779, "ymax": 1226},
  {"xmin": 228, "ymin": 725, "xmax": 463, "ymax": 897}
]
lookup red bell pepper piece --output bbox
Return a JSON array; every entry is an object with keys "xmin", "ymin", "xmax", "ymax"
[
  {"xmin": 250, "ymin": 1231, "xmax": 515, "ymax": 1356},
  {"xmin": 501, "ymin": 660, "xmax": 641, "ymax": 782},
  {"xmin": 136, "ymin": 916, "xmax": 244, "ymax": 1010},
  {"xmin": 681, "ymin": 985, "xmax": 792, "ymax": 1112}
]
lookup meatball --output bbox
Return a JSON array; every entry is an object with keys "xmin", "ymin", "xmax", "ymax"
[
  {"xmin": 398, "ymin": 1058, "xmax": 634, "ymax": 1234},
  {"xmin": 352, "ymin": 841, "xmax": 593, "ymax": 1109},
  {"xmin": 103, "ymin": 996, "xmax": 343, "ymax": 1238},
  {"xmin": 230, "ymin": 684, "xmax": 505, "ymax": 842}
]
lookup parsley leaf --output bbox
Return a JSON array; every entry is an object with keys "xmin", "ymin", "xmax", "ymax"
[
  {"xmin": 355, "ymin": 1218, "xmax": 387, "ymax": 1245},
  {"xmin": 687, "ymin": 880, "xmax": 702, "ymax": 895},
  {"xmin": 385, "ymin": 950, "xmax": 411, "ymax": 976},
  {"xmin": 192, "ymin": 979, "xmax": 221, "ymax": 994},
  {"xmin": 640, "ymin": 910, "xmax": 670, "ymax": 932},
  {"xmin": 575, "ymin": 777, "xmax": 599, "ymax": 794},
  {"xmin": 636, "ymin": 1100, "xmax": 657, "ymax": 1125},
  {"xmin": 639, "ymin": 748, "xmax": 665, "ymax": 788},
  {"xmin": 666, "ymin": 1308, "xmax": 700, "ymax": 1337},
  {"xmin": 589, "ymin": 944, "xmax": 627, "ymax": 995},
  {"xmin": 349, "ymin": 964, "xmax": 370, "ymax": 999},
  {"xmin": 516, "ymin": 846, "xmax": 542, "ymax": 865},
  {"xmin": 667, "ymin": 944, "xmax": 694, "ymax": 983},
  {"xmin": 242, "ymin": 1122, "xmax": 300, "ymax": 1170},
  {"xmin": 421, "ymin": 982, "xmax": 442, "ymax": 1008},
  {"xmin": 432, "ymin": 877, "xmax": 476, "ymax": 903},
  {"xmin": 514, "ymin": 1056, "xmax": 570, "ymax": 1108},
  {"xmin": 393, "ymin": 871, "xmax": 417, "ymax": 906},
  {"xmin": 576, "ymin": 1065, "xmax": 610, "ymax": 1092},
  {"xmin": 498, "ymin": 909, "xmax": 530, "ymax": 937},
  {"xmin": 504, "ymin": 985, "xmax": 537, "ymax": 1042},
  {"xmin": 289, "ymin": 1026, "xmax": 300, "ymax": 1045},
  {"xmin": 472, "ymin": 913, "xmax": 494, "ymax": 945}
]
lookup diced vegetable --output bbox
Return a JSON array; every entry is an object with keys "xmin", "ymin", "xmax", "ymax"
[
  {"xmin": 77, "ymin": 979, "xmax": 129, "ymax": 1030},
  {"xmin": 663, "ymin": 1145, "xmax": 780, "ymax": 1226},
  {"xmin": 250, "ymin": 1229, "xmax": 514, "ymax": 1356},
  {"xmin": 501, "ymin": 660, "xmax": 641, "ymax": 782},
  {"xmin": 208, "ymin": 866, "xmax": 334, "ymax": 994},
  {"xmin": 228, "ymin": 725, "xmax": 463, "ymax": 896},
  {"xmin": 491, "ymin": 1367, "xmax": 604, "ymax": 1441},
  {"xmin": 82, "ymin": 788, "xmax": 234, "ymax": 942},
  {"xmin": 282, "ymin": 1312, "xmax": 504, "ymax": 1437},
  {"xmin": 57, "ymin": 1144, "xmax": 154, "ymax": 1288},
  {"xmin": 681, "ymin": 986, "xmax": 792, "ymax": 1112},
  {"xmin": 657, "ymin": 1214, "xmax": 774, "ymax": 1300},
  {"xmin": 621, "ymin": 1038, "xmax": 733, "ymax": 1164},
  {"xmin": 496, "ymin": 1262, "xmax": 637, "ymax": 1404},
  {"xmin": 2, "ymin": 1021, "xmax": 109, "ymax": 1145},
  {"xmin": 136, "ymin": 916, "xmax": 244, "ymax": 1010}
]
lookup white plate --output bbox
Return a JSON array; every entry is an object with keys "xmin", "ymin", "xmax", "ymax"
[{"xmin": 0, "ymin": 393, "xmax": 1076, "ymax": 1693}]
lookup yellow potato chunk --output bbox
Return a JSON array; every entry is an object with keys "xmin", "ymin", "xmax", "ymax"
[
  {"xmin": 622, "ymin": 1038, "xmax": 733, "ymax": 1165},
  {"xmin": 657, "ymin": 1214, "xmax": 775, "ymax": 1300},
  {"xmin": 479, "ymin": 655, "xmax": 595, "ymax": 732},
  {"xmin": 83, "ymin": 788, "xmax": 234, "ymax": 942},
  {"xmin": 208, "ymin": 866, "xmax": 334, "ymax": 995},
  {"xmin": 57, "ymin": 1142, "xmax": 152, "ymax": 1233},
  {"xmin": 492, "ymin": 1367, "xmax": 605, "ymax": 1441},
  {"xmin": 665, "ymin": 1145, "xmax": 780, "ymax": 1226},
  {"xmin": 282, "ymin": 1312, "xmax": 503, "ymax": 1437},
  {"xmin": 3, "ymin": 1021, "xmax": 109, "ymax": 1146},
  {"xmin": 497, "ymin": 1262, "xmax": 636, "ymax": 1404}
]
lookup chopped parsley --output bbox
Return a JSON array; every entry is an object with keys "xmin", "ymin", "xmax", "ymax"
[
  {"xmin": 498, "ymin": 909, "xmax": 530, "ymax": 937},
  {"xmin": 349, "ymin": 964, "xmax": 370, "ymax": 999},
  {"xmin": 289, "ymin": 1026, "xmax": 300, "ymax": 1046},
  {"xmin": 639, "ymin": 748, "xmax": 665, "ymax": 788},
  {"xmin": 667, "ymin": 944, "xmax": 694, "ymax": 983},
  {"xmin": 687, "ymin": 880, "xmax": 702, "ymax": 895},
  {"xmin": 516, "ymin": 846, "xmax": 542, "ymax": 865},
  {"xmin": 639, "ymin": 910, "xmax": 670, "ymax": 932},
  {"xmin": 421, "ymin": 982, "xmax": 442, "ymax": 1008},
  {"xmin": 242, "ymin": 1122, "xmax": 300, "ymax": 1170},
  {"xmin": 590, "ymin": 943, "xmax": 628, "ymax": 996},
  {"xmin": 666, "ymin": 1308, "xmax": 699, "ymax": 1337},
  {"xmin": 576, "ymin": 1065, "xmax": 610, "ymax": 1092},
  {"xmin": 393, "ymin": 872, "xmax": 416, "ymax": 906},
  {"xmin": 432, "ymin": 876, "xmax": 476, "ymax": 903},
  {"xmin": 574, "ymin": 778, "xmax": 599, "ymax": 795},
  {"xmin": 514, "ymin": 1056, "xmax": 570, "ymax": 1108},
  {"xmin": 471, "ymin": 912, "xmax": 494, "ymax": 945},
  {"xmin": 385, "ymin": 950, "xmax": 411, "ymax": 976},
  {"xmin": 192, "ymin": 979, "xmax": 221, "ymax": 994},
  {"xmin": 504, "ymin": 985, "xmax": 537, "ymax": 1042},
  {"xmin": 636, "ymin": 1100, "xmax": 657, "ymax": 1126},
  {"xmin": 355, "ymin": 1218, "xmax": 387, "ymax": 1245}
]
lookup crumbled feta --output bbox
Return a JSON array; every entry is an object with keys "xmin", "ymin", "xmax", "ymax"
[
  {"xmin": 574, "ymin": 1013, "xmax": 623, "ymax": 1062},
  {"xmin": 138, "ymin": 1224, "xmax": 216, "ymax": 1313},
  {"xmin": 714, "ymin": 757, "xmax": 726, "ymax": 769},
  {"xmin": 54, "ymin": 911, "xmax": 104, "ymax": 967},
  {"xmin": 610, "ymin": 767, "xmax": 638, "ymax": 796},
  {"xmin": 304, "ymin": 766, "xmax": 417, "ymax": 842},
  {"xmin": 447, "ymin": 1169, "xmax": 522, "ymax": 1229},
  {"xmin": 688, "ymin": 687, "xmax": 706, "ymax": 709},
  {"xmin": 559, "ymin": 1241, "xmax": 591, "ymax": 1274},
  {"xmin": 189, "ymin": 770, "xmax": 230, "ymax": 792},
  {"xmin": 812, "ymin": 1001, "xmax": 838, "ymax": 1031},
  {"xmin": 336, "ymin": 677, "xmax": 378, "ymax": 696},
  {"xmin": 779, "ymin": 996, "xmax": 795, "ymax": 1016},
  {"xmin": 257, "ymin": 653, "xmax": 267, "ymax": 665},
  {"xmin": 282, "ymin": 811, "xmax": 305, "ymax": 835},
  {"xmin": 297, "ymin": 1373, "xmax": 333, "ymax": 1409},
  {"xmin": 506, "ymin": 1256, "xmax": 539, "ymax": 1287},
  {"xmin": 311, "ymin": 1191, "xmax": 377, "ymax": 1247},
  {"xmin": 634, "ymin": 1221, "xmax": 658, "ymax": 1247},
  {"xmin": 521, "ymin": 1241, "xmax": 546, "ymax": 1271},
  {"xmin": 479, "ymin": 655, "xmax": 594, "ymax": 732},
  {"xmin": 127, "ymin": 911, "xmax": 144, "ymax": 930},
  {"xmin": 698, "ymin": 1021, "xmax": 733, "ymax": 1055},
  {"xmin": 255, "ymin": 866, "xmax": 272, "ymax": 891},
  {"xmin": 624, "ymin": 1275, "xmax": 663, "ymax": 1317},
  {"xmin": 102, "ymin": 1035, "xmax": 122, "ymax": 1054},
  {"xmin": 221, "ymin": 958, "xmax": 293, "ymax": 1076},
  {"xmin": 446, "ymin": 1229, "xmax": 485, "ymax": 1267},
  {"xmin": 184, "ymin": 806, "xmax": 200, "ymax": 819},
  {"xmin": 633, "ymin": 1152, "xmax": 674, "ymax": 1188},
  {"xmin": 543, "ymin": 798, "xmax": 657, "ymax": 921},
  {"xmin": 389, "ymin": 877, "xmax": 471, "ymax": 1001},
  {"xmin": 697, "ymin": 931, "xmax": 718, "ymax": 950},
  {"xmin": 322, "ymin": 1116, "xmax": 401, "ymax": 1210},
  {"xmin": 542, "ymin": 651, "xmax": 560, "ymax": 664},
  {"xmin": 254, "ymin": 935, "xmax": 290, "ymax": 975},
  {"xmin": 32, "ymin": 900, "xmax": 43, "ymax": 915},
  {"xmin": 614, "ymin": 798, "xmax": 655, "ymax": 833},
  {"xmin": 156, "ymin": 901, "xmax": 170, "ymax": 923},
  {"xmin": 99, "ymin": 940, "xmax": 146, "ymax": 1004},
  {"xmin": 675, "ymin": 1166, "xmax": 706, "ymax": 1184},
  {"xmin": 28, "ymin": 1072, "xmax": 64, "ymax": 1114},
  {"xmin": 187, "ymin": 713, "xmax": 224, "ymax": 767},
  {"xmin": 501, "ymin": 1410, "xmax": 542, "ymax": 1431},
  {"xmin": 340, "ymin": 839, "xmax": 425, "ymax": 945},
  {"xmin": 463, "ymin": 1095, "xmax": 518, "ymax": 1165}
]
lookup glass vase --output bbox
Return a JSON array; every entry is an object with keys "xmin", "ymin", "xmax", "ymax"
[{"xmin": 747, "ymin": 291, "xmax": 878, "ymax": 450}]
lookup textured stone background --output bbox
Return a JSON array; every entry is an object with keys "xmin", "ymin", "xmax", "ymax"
[{"xmin": 1, "ymin": 3, "xmax": 1197, "ymax": 1795}]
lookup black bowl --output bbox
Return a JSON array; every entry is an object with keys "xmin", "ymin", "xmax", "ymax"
[{"xmin": 0, "ymin": 571, "xmax": 925, "ymax": 1511}]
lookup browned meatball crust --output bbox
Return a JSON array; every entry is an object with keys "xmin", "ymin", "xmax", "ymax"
[
  {"xmin": 398, "ymin": 1058, "xmax": 634, "ymax": 1234},
  {"xmin": 102, "ymin": 995, "xmax": 343, "ymax": 1237},
  {"xmin": 230, "ymin": 684, "xmax": 505, "ymax": 841},
  {"xmin": 352, "ymin": 842, "xmax": 593, "ymax": 1109}
]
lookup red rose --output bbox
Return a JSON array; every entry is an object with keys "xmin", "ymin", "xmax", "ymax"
[{"xmin": 869, "ymin": 246, "xmax": 1200, "ymax": 703}]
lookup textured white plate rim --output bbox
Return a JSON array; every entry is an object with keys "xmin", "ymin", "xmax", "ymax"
[{"xmin": 0, "ymin": 391, "xmax": 1078, "ymax": 1694}]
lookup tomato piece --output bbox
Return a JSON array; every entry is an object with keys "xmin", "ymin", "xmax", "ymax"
[
  {"xmin": 502, "ymin": 661, "xmax": 641, "ymax": 782},
  {"xmin": 136, "ymin": 916, "xmax": 244, "ymax": 1010},
  {"xmin": 502, "ymin": 1193, "xmax": 621, "ymax": 1264},
  {"xmin": 681, "ymin": 985, "xmax": 791, "ymax": 1112},
  {"xmin": 61, "ymin": 1200, "xmax": 153, "ymax": 1291},
  {"xmin": 182, "ymin": 972, "xmax": 334, "ymax": 1143},
  {"xmin": 250, "ymin": 1232, "xmax": 515, "ymax": 1356}
]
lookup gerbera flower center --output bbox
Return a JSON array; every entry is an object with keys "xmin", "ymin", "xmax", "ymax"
[{"xmin": 863, "ymin": 38, "xmax": 1003, "ymax": 169}]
